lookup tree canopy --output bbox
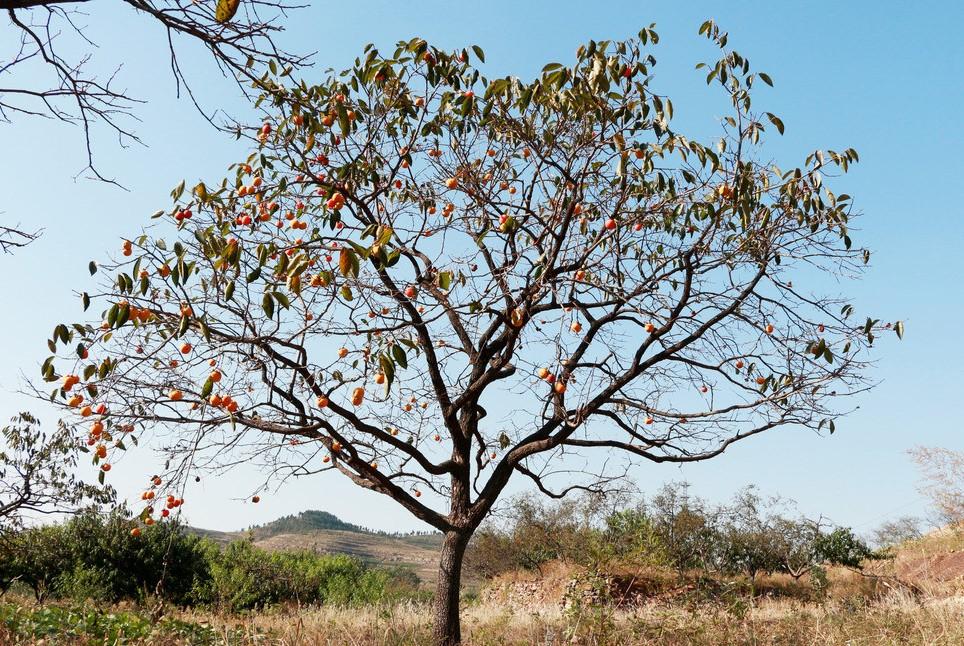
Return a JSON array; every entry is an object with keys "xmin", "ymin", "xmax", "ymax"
[{"xmin": 40, "ymin": 22, "xmax": 901, "ymax": 644}]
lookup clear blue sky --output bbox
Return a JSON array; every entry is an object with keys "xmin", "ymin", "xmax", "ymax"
[{"xmin": 2, "ymin": 1, "xmax": 961, "ymax": 534}]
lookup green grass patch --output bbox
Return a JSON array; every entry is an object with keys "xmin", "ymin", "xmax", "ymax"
[{"xmin": 0, "ymin": 602, "xmax": 221, "ymax": 645}]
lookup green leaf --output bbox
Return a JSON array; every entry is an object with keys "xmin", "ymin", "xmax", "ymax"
[
  {"xmin": 88, "ymin": 261, "xmax": 97, "ymax": 276},
  {"xmin": 176, "ymin": 315, "xmax": 189, "ymax": 337},
  {"xmin": 895, "ymin": 321, "xmax": 904, "ymax": 339},
  {"xmin": 471, "ymin": 45, "xmax": 485, "ymax": 63},
  {"xmin": 391, "ymin": 344, "xmax": 407, "ymax": 369},
  {"xmin": 262, "ymin": 292, "xmax": 275, "ymax": 318},
  {"xmin": 224, "ymin": 280, "xmax": 236, "ymax": 301},
  {"xmin": 199, "ymin": 318, "xmax": 212, "ymax": 342},
  {"xmin": 379, "ymin": 354, "xmax": 395, "ymax": 393},
  {"xmin": 272, "ymin": 291, "xmax": 291, "ymax": 309},
  {"xmin": 438, "ymin": 270, "xmax": 452, "ymax": 291},
  {"xmin": 82, "ymin": 292, "xmax": 91, "ymax": 311},
  {"xmin": 116, "ymin": 304, "xmax": 130, "ymax": 328},
  {"xmin": 765, "ymin": 112, "xmax": 785, "ymax": 135},
  {"xmin": 337, "ymin": 104, "xmax": 350, "ymax": 136}
]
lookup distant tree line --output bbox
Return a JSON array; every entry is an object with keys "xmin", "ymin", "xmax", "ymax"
[
  {"xmin": 246, "ymin": 510, "xmax": 367, "ymax": 536},
  {"xmin": 245, "ymin": 509, "xmax": 440, "ymax": 540},
  {"xmin": 466, "ymin": 483, "xmax": 879, "ymax": 589}
]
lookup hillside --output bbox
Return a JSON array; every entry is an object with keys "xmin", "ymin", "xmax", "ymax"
[
  {"xmin": 247, "ymin": 510, "xmax": 367, "ymax": 536},
  {"xmin": 866, "ymin": 524, "xmax": 964, "ymax": 590},
  {"xmin": 191, "ymin": 510, "xmax": 443, "ymax": 583}
]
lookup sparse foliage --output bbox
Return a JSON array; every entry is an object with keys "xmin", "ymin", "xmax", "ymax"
[
  {"xmin": 0, "ymin": 224, "xmax": 40, "ymax": 253},
  {"xmin": 872, "ymin": 515, "xmax": 923, "ymax": 549},
  {"xmin": 648, "ymin": 482, "xmax": 719, "ymax": 577},
  {"xmin": 42, "ymin": 22, "xmax": 899, "ymax": 644},
  {"xmin": 772, "ymin": 516, "xmax": 822, "ymax": 580},
  {"xmin": 719, "ymin": 487, "xmax": 783, "ymax": 583},
  {"xmin": 909, "ymin": 446, "xmax": 964, "ymax": 527},
  {"xmin": 1, "ymin": 0, "xmax": 309, "ymax": 181},
  {"xmin": 0, "ymin": 413, "xmax": 113, "ymax": 535}
]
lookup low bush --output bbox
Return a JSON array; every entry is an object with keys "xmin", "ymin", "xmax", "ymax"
[{"xmin": 0, "ymin": 508, "xmax": 419, "ymax": 612}]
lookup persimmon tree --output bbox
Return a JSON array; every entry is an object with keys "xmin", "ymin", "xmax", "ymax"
[
  {"xmin": 0, "ymin": 413, "xmax": 113, "ymax": 534},
  {"xmin": 43, "ymin": 22, "xmax": 901, "ymax": 644}
]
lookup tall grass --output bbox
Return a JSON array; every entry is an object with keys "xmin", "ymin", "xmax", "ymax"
[{"xmin": 5, "ymin": 591, "xmax": 961, "ymax": 645}]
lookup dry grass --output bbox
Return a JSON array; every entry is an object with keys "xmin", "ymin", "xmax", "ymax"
[
  {"xmin": 3, "ymin": 582, "xmax": 962, "ymax": 645},
  {"xmin": 154, "ymin": 592, "xmax": 963, "ymax": 645}
]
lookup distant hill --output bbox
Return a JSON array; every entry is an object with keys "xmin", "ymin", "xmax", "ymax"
[
  {"xmin": 189, "ymin": 510, "xmax": 443, "ymax": 583},
  {"xmin": 247, "ymin": 510, "xmax": 367, "ymax": 537}
]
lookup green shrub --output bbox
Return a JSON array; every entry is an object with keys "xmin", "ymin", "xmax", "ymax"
[
  {"xmin": 0, "ymin": 508, "xmax": 414, "ymax": 612},
  {"xmin": 0, "ymin": 602, "xmax": 221, "ymax": 644}
]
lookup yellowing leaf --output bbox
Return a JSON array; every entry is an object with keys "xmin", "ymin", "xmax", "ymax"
[
  {"xmin": 215, "ymin": 0, "xmax": 241, "ymax": 24},
  {"xmin": 509, "ymin": 307, "xmax": 525, "ymax": 327}
]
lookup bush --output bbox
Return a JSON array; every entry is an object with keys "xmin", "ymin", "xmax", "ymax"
[
  {"xmin": 0, "ymin": 508, "xmax": 415, "ymax": 612},
  {"xmin": 465, "ymin": 484, "xmax": 881, "ymax": 600},
  {"xmin": 465, "ymin": 494, "xmax": 624, "ymax": 578},
  {"xmin": 204, "ymin": 540, "xmax": 416, "ymax": 611}
]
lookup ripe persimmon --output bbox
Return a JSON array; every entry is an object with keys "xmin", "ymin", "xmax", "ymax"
[{"xmin": 351, "ymin": 387, "xmax": 365, "ymax": 406}]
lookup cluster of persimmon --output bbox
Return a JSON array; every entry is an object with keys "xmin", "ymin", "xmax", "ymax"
[
  {"xmin": 131, "ymin": 489, "xmax": 184, "ymax": 535},
  {"xmin": 236, "ymin": 176, "xmax": 264, "ymax": 198},
  {"xmin": 535, "ymin": 366, "xmax": 569, "ymax": 394},
  {"xmin": 62, "ymin": 375, "xmax": 130, "ymax": 471},
  {"xmin": 208, "ymin": 393, "xmax": 239, "ymax": 413},
  {"xmin": 325, "ymin": 192, "xmax": 346, "ymax": 211}
]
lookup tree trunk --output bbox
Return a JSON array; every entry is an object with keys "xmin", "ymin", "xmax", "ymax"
[{"xmin": 433, "ymin": 529, "xmax": 470, "ymax": 646}]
